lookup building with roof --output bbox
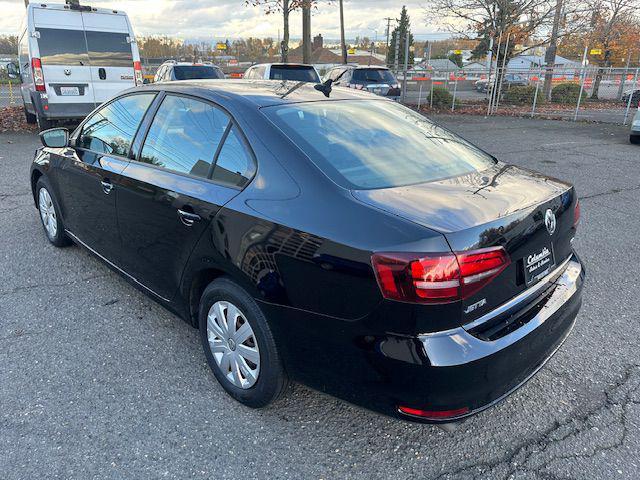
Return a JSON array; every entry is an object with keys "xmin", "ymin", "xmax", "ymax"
[{"xmin": 507, "ymin": 54, "xmax": 581, "ymax": 72}]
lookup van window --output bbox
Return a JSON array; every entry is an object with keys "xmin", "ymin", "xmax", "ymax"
[
  {"xmin": 139, "ymin": 95, "xmax": 230, "ymax": 178},
  {"xmin": 36, "ymin": 28, "xmax": 89, "ymax": 66},
  {"xmin": 78, "ymin": 94, "xmax": 156, "ymax": 156},
  {"xmin": 85, "ymin": 31, "xmax": 133, "ymax": 67}
]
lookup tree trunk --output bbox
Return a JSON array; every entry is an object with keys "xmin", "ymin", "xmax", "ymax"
[
  {"xmin": 591, "ymin": 48, "xmax": 611, "ymax": 100},
  {"xmin": 281, "ymin": 0, "xmax": 289, "ymax": 63},
  {"xmin": 339, "ymin": 0, "xmax": 347, "ymax": 64},
  {"xmin": 302, "ymin": 1, "xmax": 312, "ymax": 64},
  {"xmin": 543, "ymin": 0, "xmax": 563, "ymax": 100}
]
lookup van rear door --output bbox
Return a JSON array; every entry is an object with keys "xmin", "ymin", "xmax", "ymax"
[
  {"xmin": 31, "ymin": 6, "xmax": 96, "ymax": 109},
  {"xmin": 81, "ymin": 12, "xmax": 136, "ymax": 103}
]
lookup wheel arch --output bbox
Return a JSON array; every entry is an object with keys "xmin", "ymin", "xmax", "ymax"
[
  {"xmin": 186, "ymin": 267, "xmax": 228, "ymax": 328},
  {"xmin": 30, "ymin": 168, "xmax": 44, "ymax": 207}
]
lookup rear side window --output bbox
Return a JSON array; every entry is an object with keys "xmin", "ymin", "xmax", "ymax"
[
  {"xmin": 139, "ymin": 95, "xmax": 230, "ymax": 177},
  {"xmin": 352, "ymin": 69, "xmax": 396, "ymax": 84},
  {"xmin": 211, "ymin": 126, "xmax": 255, "ymax": 188},
  {"xmin": 269, "ymin": 65, "xmax": 319, "ymax": 82},
  {"xmin": 78, "ymin": 93, "xmax": 155, "ymax": 156},
  {"xmin": 36, "ymin": 28, "xmax": 89, "ymax": 66},
  {"xmin": 85, "ymin": 31, "xmax": 133, "ymax": 67},
  {"xmin": 173, "ymin": 66, "xmax": 224, "ymax": 80}
]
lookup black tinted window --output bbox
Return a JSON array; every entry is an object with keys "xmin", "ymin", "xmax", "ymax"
[
  {"xmin": 79, "ymin": 94, "xmax": 155, "ymax": 156},
  {"xmin": 140, "ymin": 95, "xmax": 230, "ymax": 177},
  {"xmin": 269, "ymin": 65, "xmax": 319, "ymax": 82},
  {"xmin": 212, "ymin": 127, "xmax": 255, "ymax": 188},
  {"xmin": 173, "ymin": 66, "xmax": 224, "ymax": 80},
  {"xmin": 85, "ymin": 31, "xmax": 133, "ymax": 67},
  {"xmin": 352, "ymin": 69, "xmax": 396, "ymax": 84},
  {"xmin": 36, "ymin": 28, "xmax": 89, "ymax": 66}
]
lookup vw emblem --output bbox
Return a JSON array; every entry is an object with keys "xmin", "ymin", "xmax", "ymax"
[
  {"xmin": 64, "ymin": 69, "xmax": 71, "ymax": 76},
  {"xmin": 545, "ymin": 209, "xmax": 556, "ymax": 235}
]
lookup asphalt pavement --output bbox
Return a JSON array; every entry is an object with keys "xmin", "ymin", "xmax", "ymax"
[{"xmin": 1, "ymin": 116, "xmax": 639, "ymax": 479}]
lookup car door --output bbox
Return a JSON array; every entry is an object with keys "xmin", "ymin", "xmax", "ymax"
[
  {"xmin": 116, "ymin": 93, "xmax": 256, "ymax": 301},
  {"xmin": 58, "ymin": 92, "xmax": 156, "ymax": 262}
]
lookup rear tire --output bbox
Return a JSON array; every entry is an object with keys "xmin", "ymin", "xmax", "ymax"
[
  {"xmin": 631, "ymin": 135, "xmax": 640, "ymax": 145},
  {"xmin": 35, "ymin": 177, "xmax": 71, "ymax": 247},
  {"xmin": 36, "ymin": 113, "xmax": 53, "ymax": 131},
  {"xmin": 199, "ymin": 277, "xmax": 289, "ymax": 408},
  {"xmin": 24, "ymin": 107, "xmax": 37, "ymax": 124}
]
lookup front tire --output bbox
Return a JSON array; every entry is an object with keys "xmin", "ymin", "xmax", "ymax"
[
  {"xmin": 36, "ymin": 178, "xmax": 71, "ymax": 247},
  {"xmin": 199, "ymin": 277, "xmax": 288, "ymax": 408}
]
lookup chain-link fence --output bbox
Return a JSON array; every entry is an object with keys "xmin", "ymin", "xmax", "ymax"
[
  {"xmin": 395, "ymin": 65, "xmax": 640, "ymax": 125},
  {"xmin": 0, "ymin": 69, "xmax": 21, "ymax": 108}
]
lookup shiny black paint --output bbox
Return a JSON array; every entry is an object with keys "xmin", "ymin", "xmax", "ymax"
[{"xmin": 30, "ymin": 80, "xmax": 584, "ymax": 422}]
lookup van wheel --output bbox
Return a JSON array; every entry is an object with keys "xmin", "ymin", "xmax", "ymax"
[
  {"xmin": 199, "ymin": 277, "xmax": 289, "ymax": 408},
  {"xmin": 36, "ymin": 114, "xmax": 53, "ymax": 131},
  {"xmin": 631, "ymin": 135, "xmax": 640, "ymax": 145},
  {"xmin": 25, "ymin": 108, "xmax": 37, "ymax": 124}
]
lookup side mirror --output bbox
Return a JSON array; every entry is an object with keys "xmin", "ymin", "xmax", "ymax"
[
  {"xmin": 143, "ymin": 77, "xmax": 150, "ymax": 84},
  {"xmin": 6, "ymin": 62, "xmax": 18, "ymax": 79},
  {"xmin": 40, "ymin": 128, "xmax": 69, "ymax": 148}
]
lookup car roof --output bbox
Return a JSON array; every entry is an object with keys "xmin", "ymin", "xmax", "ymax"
[
  {"xmin": 132, "ymin": 79, "xmax": 379, "ymax": 108},
  {"xmin": 250, "ymin": 63, "xmax": 315, "ymax": 68}
]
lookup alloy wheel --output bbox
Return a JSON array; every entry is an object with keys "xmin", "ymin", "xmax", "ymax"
[
  {"xmin": 38, "ymin": 187, "xmax": 57, "ymax": 239},
  {"xmin": 207, "ymin": 300, "xmax": 260, "ymax": 389}
]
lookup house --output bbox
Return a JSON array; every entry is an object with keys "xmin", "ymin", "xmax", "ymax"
[
  {"xmin": 423, "ymin": 58, "xmax": 459, "ymax": 71},
  {"xmin": 461, "ymin": 61, "xmax": 486, "ymax": 73},
  {"xmin": 507, "ymin": 54, "xmax": 580, "ymax": 72}
]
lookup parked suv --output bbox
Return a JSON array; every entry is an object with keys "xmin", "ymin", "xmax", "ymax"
[
  {"xmin": 323, "ymin": 66, "xmax": 401, "ymax": 99},
  {"xmin": 243, "ymin": 63, "xmax": 320, "ymax": 82},
  {"xmin": 18, "ymin": 1, "xmax": 142, "ymax": 130},
  {"xmin": 154, "ymin": 61, "xmax": 225, "ymax": 82}
]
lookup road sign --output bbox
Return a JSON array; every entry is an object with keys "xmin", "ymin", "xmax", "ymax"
[
  {"xmin": 590, "ymin": 48, "xmax": 602, "ymax": 55},
  {"xmin": 216, "ymin": 42, "xmax": 227, "ymax": 51},
  {"xmin": 347, "ymin": 48, "xmax": 356, "ymax": 55},
  {"xmin": 453, "ymin": 50, "xmax": 462, "ymax": 55}
]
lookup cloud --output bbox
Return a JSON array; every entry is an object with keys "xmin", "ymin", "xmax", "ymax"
[{"xmin": 1, "ymin": 1, "xmax": 446, "ymax": 41}]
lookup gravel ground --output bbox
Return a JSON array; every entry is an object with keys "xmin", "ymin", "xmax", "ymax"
[{"xmin": 1, "ymin": 116, "xmax": 639, "ymax": 479}]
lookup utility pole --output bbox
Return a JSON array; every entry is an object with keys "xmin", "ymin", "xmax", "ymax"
[
  {"xmin": 384, "ymin": 17, "xmax": 393, "ymax": 54},
  {"xmin": 302, "ymin": 0, "xmax": 312, "ymax": 64},
  {"xmin": 339, "ymin": 0, "xmax": 347, "ymax": 64},
  {"xmin": 401, "ymin": 31, "xmax": 409, "ymax": 103},
  {"xmin": 543, "ymin": 0, "xmax": 563, "ymax": 100}
]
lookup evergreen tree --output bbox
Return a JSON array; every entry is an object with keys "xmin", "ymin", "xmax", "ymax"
[{"xmin": 386, "ymin": 6, "xmax": 414, "ymax": 67}]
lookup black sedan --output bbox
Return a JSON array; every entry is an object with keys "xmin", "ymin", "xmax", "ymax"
[{"xmin": 30, "ymin": 80, "xmax": 584, "ymax": 424}]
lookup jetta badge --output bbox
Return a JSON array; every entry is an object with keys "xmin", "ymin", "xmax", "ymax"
[
  {"xmin": 64, "ymin": 69, "xmax": 71, "ymax": 76},
  {"xmin": 545, "ymin": 209, "xmax": 556, "ymax": 235}
]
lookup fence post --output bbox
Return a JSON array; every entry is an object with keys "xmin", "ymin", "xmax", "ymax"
[
  {"xmin": 8, "ymin": 80, "xmax": 13, "ymax": 104},
  {"xmin": 451, "ymin": 76, "xmax": 458, "ymax": 112},
  {"xmin": 531, "ymin": 73, "xmax": 540, "ymax": 117},
  {"xmin": 623, "ymin": 67, "xmax": 639, "ymax": 125},
  {"xmin": 429, "ymin": 78, "xmax": 434, "ymax": 109},
  {"xmin": 417, "ymin": 81, "xmax": 423, "ymax": 110}
]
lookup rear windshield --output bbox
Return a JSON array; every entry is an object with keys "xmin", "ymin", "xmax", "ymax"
[
  {"xmin": 264, "ymin": 100, "xmax": 496, "ymax": 190},
  {"xmin": 352, "ymin": 69, "xmax": 396, "ymax": 84},
  {"xmin": 173, "ymin": 65, "xmax": 224, "ymax": 80},
  {"xmin": 36, "ymin": 29, "xmax": 132, "ymax": 67},
  {"xmin": 269, "ymin": 65, "xmax": 319, "ymax": 83},
  {"xmin": 36, "ymin": 28, "xmax": 89, "ymax": 65}
]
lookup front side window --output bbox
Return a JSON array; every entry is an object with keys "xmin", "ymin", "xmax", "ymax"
[
  {"xmin": 264, "ymin": 100, "xmax": 496, "ymax": 190},
  {"xmin": 211, "ymin": 126, "xmax": 255, "ymax": 188},
  {"xmin": 78, "ymin": 93, "xmax": 155, "ymax": 156},
  {"xmin": 85, "ymin": 31, "xmax": 133, "ymax": 67},
  {"xmin": 36, "ymin": 28, "xmax": 89, "ymax": 66},
  {"xmin": 139, "ymin": 95, "xmax": 230, "ymax": 177}
]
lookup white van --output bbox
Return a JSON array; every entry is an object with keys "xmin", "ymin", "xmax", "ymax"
[{"xmin": 18, "ymin": 1, "xmax": 142, "ymax": 130}]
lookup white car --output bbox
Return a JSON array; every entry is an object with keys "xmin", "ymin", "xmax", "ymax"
[
  {"xmin": 243, "ymin": 63, "xmax": 320, "ymax": 83},
  {"xmin": 631, "ymin": 101, "xmax": 640, "ymax": 144},
  {"xmin": 17, "ymin": 1, "xmax": 142, "ymax": 130}
]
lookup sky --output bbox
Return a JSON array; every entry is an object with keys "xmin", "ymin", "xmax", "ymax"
[{"xmin": 0, "ymin": 0, "xmax": 451, "ymax": 42}]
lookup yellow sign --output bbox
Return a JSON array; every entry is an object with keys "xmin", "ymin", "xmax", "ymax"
[
  {"xmin": 347, "ymin": 48, "xmax": 356, "ymax": 55},
  {"xmin": 453, "ymin": 50, "xmax": 462, "ymax": 55},
  {"xmin": 216, "ymin": 42, "xmax": 227, "ymax": 51},
  {"xmin": 590, "ymin": 48, "xmax": 602, "ymax": 55}
]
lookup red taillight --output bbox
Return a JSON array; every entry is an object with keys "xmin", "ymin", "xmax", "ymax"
[
  {"xmin": 347, "ymin": 83, "xmax": 363, "ymax": 90},
  {"xmin": 371, "ymin": 247, "xmax": 510, "ymax": 304},
  {"xmin": 32, "ymin": 58, "xmax": 45, "ymax": 92},
  {"xmin": 398, "ymin": 405, "xmax": 470, "ymax": 419},
  {"xmin": 133, "ymin": 60, "xmax": 143, "ymax": 86},
  {"xmin": 573, "ymin": 199, "xmax": 581, "ymax": 229}
]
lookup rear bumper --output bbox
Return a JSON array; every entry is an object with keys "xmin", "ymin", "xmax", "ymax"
[
  {"xmin": 30, "ymin": 91, "xmax": 95, "ymax": 120},
  {"xmin": 264, "ymin": 252, "xmax": 584, "ymax": 423}
]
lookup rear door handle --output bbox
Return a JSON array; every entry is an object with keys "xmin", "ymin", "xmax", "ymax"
[
  {"xmin": 101, "ymin": 179, "xmax": 113, "ymax": 194},
  {"xmin": 177, "ymin": 208, "xmax": 201, "ymax": 226}
]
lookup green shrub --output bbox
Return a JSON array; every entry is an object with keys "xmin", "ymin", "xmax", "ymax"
[
  {"xmin": 428, "ymin": 86, "xmax": 453, "ymax": 109},
  {"xmin": 551, "ymin": 82, "xmax": 585, "ymax": 104},
  {"xmin": 503, "ymin": 85, "xmax": 539, "ymax": 105}
]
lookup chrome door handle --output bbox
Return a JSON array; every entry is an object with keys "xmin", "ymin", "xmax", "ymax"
[
  {"xmin": 101, "ymin": 179, "xmax": 113, "ymax": 195},
  {"xmin": 177, "ymin": 208, "xmax": 201, "ymax": 227}
]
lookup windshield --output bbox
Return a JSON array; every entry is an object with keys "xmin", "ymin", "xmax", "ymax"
[
  {"xmin": 269, "ymin": 65, "xmax": 320, "ymax": 82},
  {"xmin": 264, "ymin": 100, "xmax": 496, "ymax": 189},
  {"xmin": 174, "ymin": 66, "xmax": 224, "ymax": 80},
  {"xmin": 352, "ymin": 69, "xmax": 396, "ymax": 84}
]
